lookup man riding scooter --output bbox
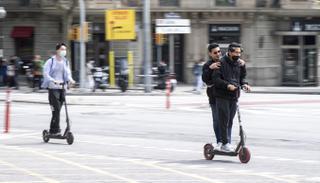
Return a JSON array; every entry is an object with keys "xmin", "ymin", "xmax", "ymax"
[{"xmin": 212, "ymin": 42, "xmax": 251, "ymax": 152}]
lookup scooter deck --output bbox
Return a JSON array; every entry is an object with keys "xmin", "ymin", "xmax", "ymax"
[
  {"xmin": 213, "ymin": 149, "xmax": 238, "ymax": 156},
  {"xmin": 46, "ymin": 134, "xmax": 67, "ymax": 139}
]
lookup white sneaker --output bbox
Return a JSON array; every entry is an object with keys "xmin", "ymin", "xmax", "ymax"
[
  {"xmin": 215, "ymin": 142, "xmax": 222, "ymax": 151},
  {"xmin": 221, "ymin": 143, "xmax": 234, "ymax": 152}
]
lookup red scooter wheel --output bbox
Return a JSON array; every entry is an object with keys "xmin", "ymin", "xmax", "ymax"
[
  {"xmin": 239, "ymin": 147, "xmax": 251, "ymax": 163},
  {"xmin": 203, "ymin": 143, "xmax": 214, "ymax": 160}
]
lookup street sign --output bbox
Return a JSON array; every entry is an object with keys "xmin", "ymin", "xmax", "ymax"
[
  {"xmin": 0, "ymin": 7, "xmax": 6, "ymax": 18},
  {"xmin": 164, "ymin": 12, "xmax": 181, "ymax": 19},
  {"xmin": 155, "ymin": 18, "xmax": 191, "ymax": 34},
  {"xmin": 156, "ymin": 27, "xmax": 191, "ymax": 34},
  {"xmin": 105, "ymin": 9, "xmax": 136, "ymax": 40},
  {"xmin": 156, "ymin": 19, "xmax": 190, "ymax": 27}
]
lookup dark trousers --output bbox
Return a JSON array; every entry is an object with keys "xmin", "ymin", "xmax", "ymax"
[
  {"xmin": 33, "ymin": 75, "xmax": 43, "ymax": 89},
  {"xmin": 210, "ymin": 103, "xmax": 220, "ymax": 143},
  {"xmin": 7, "ymin": 76, "xmax": 18, "ymax": 88},
  {"xmin": 48, "ymin": 89, "xmax": 65, "ymax": 134},
  {"xmin": 216, "ymin": 98, "xmax": 237, "ymax": 145}
]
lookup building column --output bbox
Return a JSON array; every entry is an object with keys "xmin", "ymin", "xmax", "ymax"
[{"xmin": 184, "ymin": 21, "xmax": 206, "ymax": 84}]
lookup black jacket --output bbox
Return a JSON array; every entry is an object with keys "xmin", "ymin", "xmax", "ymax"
[
  {"xmin": 202, "ymin": 58, "xmax": 218, "ymax": 104},
  {"xmin": 212, "ymin": 54, "xmax": 247, "ymax": 101}
]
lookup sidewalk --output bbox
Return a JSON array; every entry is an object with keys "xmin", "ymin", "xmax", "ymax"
[{"xmin": 0, "ymin": 85, "xmax": 319, "ymax": 105}]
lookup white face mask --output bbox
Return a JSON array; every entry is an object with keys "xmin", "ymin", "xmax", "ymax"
[{"xmin": 59, "ymin": 50, "xmax": 67, "ymax": 57}]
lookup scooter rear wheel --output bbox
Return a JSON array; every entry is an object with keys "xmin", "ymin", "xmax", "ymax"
[
  {"xmin": 203, "ymin": 143, "xmax": 214, "ymax": 160},
  {"xmin": 42, "ymin": 130, "xmax": 49, "ymax": 143},
  {"xmin": 66, "ymin": 132, "xmax": 74, "ymax": 145},
  {"xmin": 239, "ymin": 147, "xmax": 251, "ymax": 163}
]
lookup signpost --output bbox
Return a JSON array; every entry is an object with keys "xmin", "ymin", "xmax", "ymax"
[
  {"xmin": 105, "ymin": 9, "xmax": 136, "ymax": 89},
  {"xmin": 156, "ymin": 15, "xmax": 190, "ymax": 74}
]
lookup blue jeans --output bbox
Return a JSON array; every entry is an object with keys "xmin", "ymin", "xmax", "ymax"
[{"xmin": 210, "ymin": 103, "xmax": 221, "ymax": 144}]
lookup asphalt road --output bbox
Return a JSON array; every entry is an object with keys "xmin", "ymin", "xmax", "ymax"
[{"xmin": 0, "ymin": 93, "xmax": 319, "ymax": 183}]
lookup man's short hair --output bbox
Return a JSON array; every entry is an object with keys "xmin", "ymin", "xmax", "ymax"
[
  {"xmin": 228, "ymin": 42, "xmax": 242, "ymax": 52},
  {"xmin": 207, "ymin": 43, "xmax": 220, "ymax": 52},
  {"xmin": 56, "ymin": 43, "xmax": 67, "ymax": 50}
]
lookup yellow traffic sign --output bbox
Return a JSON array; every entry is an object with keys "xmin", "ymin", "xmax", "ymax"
[{"xmin": 105, "ymin": 9, "xmax": 136, "ymax": 40}]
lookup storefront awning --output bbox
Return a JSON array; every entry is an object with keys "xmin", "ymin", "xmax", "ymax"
[{"xmin": 11, "ymin": 26, "xmax": 34, "ymax": 38}]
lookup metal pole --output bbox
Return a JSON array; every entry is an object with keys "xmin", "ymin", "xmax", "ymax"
[
  {"xmin": 79, "ymin": 0, "xmax": 86, "ymax": 89},
  {"xmin": 143, "ymin": 0, "xmax": 152, "ymax": 93},
  {"xmin": 157, "ymin": 45, "xmax": 162, "ymax": 66},
  {"xmin": 169, "ymin": 34, "xmax": 174, "ymax": 73},
  {"xmin": 0, "ymin": 7, "xmax": 6, "ymax": 58}
]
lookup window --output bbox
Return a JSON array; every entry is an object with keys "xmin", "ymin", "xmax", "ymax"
[
  {"xmin": 121, "ymin": 0, "xmax": 141, "ymax": 7},
  {"xmin": 216, "ymin": 0, "xmax": 236, "ymax": 6},
  {"xmin": 282, "ymin": 36, "xmax": 299, "ymax": 45},
  {"xmin": 159, "ymin": 0, "xmax": 179, "ymax": 6},
  {"xmin": 303, "ymin": 36, "xmax": 316, "ymax": 45},
  {"xmin": 19, "ymin": 0, "xmax": 30, "ymax": 6}
]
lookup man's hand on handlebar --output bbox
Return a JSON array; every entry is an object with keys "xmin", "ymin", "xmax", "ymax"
[{"xmin": 242, "ymin": 84, "xmax": 251, "ymax": 92}]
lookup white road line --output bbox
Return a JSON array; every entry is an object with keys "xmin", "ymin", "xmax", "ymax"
[
  {"xmin": 127, "ymin": 158, "xmax": 225, "ymax": 183},
  {"xmin": 305, "ymin": 177, "xmax": 320, "ymax": 182},
  {"xmin": 255, "ymin": 156, "xmax": 319, "ymax": 165},
  {"xmin": 0, "ymin": 145, "xmax": 138, "ymax": 183},
  {"xmin": 0, "ymin": 132, "xmax": 40, "ymax": 140},
  {"xmin": 20, "ymin": 135, "xmax": 320, "ymax": 166},
  {"xmin": 0, "ymin": 159, "xmax": 59, "ymax": 183}
]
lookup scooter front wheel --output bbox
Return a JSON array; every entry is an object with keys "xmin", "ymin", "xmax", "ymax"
[
  {"xmin": 66, "ymin": 132, "xmax": 74, "ymax": 145},
  {"xmin": 239, "ymin": 147, "xmax": 251, "ymax": 163},
  {"xmin": 203, "ymin": 143, "xmax": 214, "ymax": 160},
  {"xmin": 42, "ymin": 130, "xmax": 49, "ymax": 143}
]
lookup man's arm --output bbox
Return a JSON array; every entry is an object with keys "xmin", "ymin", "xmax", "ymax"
[
  {"xmin": 212, "ymin": 68, "xmax": 229, "ymax": 90},
  {"xmin": 42, "ymin": 59, "xmax": 55, "ymax": 83},
  {"xmin": 240, "ymin": 64, "xmax": 251, "ymax": 92},
  {"xmin": 202, "ymin": 62, "xmax": 213, "ymax": 85}
]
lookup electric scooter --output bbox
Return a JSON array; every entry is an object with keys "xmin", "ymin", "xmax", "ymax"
[
  {"xmin": 42, "ymin": 83, "xmax": 74, "ymax": 145},
  {"xmin": 203, "ymin": 104, "xmax": 251, "ymax": 163}
]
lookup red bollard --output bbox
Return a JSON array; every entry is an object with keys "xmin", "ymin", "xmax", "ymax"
[
  {"xmin": 166, "ymin": 78, "xmax": 171, "ymax": 109},
  {"xmin": 4, "ymin": 88, "xmax": 11, "ymax": 133}
]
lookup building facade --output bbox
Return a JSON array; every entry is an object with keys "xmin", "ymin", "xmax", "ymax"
[{"xmin": 1, "ymin": 0, "xmax": 320, "ymax": 86}]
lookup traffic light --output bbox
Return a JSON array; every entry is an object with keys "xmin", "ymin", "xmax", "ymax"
[
  {"xmin": 155, "ymin": 34, "xmax": 164, "ymax": 45},
  {"xmin": 68, "ymin": 22, "xmax": 92, "ymax": 42},
  {"xmin": 68, "ymin": 26, "xmax": 80, "ymax": 41}
]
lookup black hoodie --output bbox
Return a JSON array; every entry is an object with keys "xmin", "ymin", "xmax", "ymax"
[
  {"xmin": 202, "ymin": 58, "xmax": 218, "ymax": 104},
  {"xmin": 212, "ymin": 54, "xmax": 247, "ymax": 101}
]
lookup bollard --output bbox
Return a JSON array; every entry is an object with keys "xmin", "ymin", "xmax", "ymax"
[
  {"xmin": 166, "ymin": 78, "xmax": 171, "ymax": 109},
  {"xmin": 4, "ymin": 88, "xmax": 11, "ymax": 133},
  {"xmin": 109, "ymin": 51, "xmax": 115, "ymax": 87}
]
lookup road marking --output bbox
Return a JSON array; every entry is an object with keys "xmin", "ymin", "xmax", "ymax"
[
  {"xmin": 79, "ymin": 139, "xmax": 320, "ymax": 166},
  {"xmin": 255, "ymin": 156, "xmax": 319, "ymax": 165},
  {"xmin": 127, "ymin": 158, "xmax": 224, "ymax": 183},
  {"xmin": 0, "ymin": 159, "xmax": 60, "ymax": 183},
  {"xmin": 306, "ymin": 177, "xmax": 320, "ymax": 182},
  {"xmin": 0, "ymin": 145, "xmax": 223, "ymax": 183},
  {"xmin": 12, "ymin": 134, "xmax": 320, "ymax": 166},
  {"xmin": 0, "ymin": 132, "xmax": 40, "ymax": 140},
  {"xmin": 0, "ymin": 145, "xmax": 138, "ymax": 183}
]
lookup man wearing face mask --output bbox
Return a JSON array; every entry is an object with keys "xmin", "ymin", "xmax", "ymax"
[
  {"xmin": 41, "ymin": 43, "xmax": 75, "ymax": 136},
  {"xmin": 212, "ymin": 42, "xmax": 251, "ymax": 152}
]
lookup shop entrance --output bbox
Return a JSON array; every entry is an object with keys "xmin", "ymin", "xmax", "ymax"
[{"xmin": 280, "ymin": 34, "xmax": 318, "ymax": 86}]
